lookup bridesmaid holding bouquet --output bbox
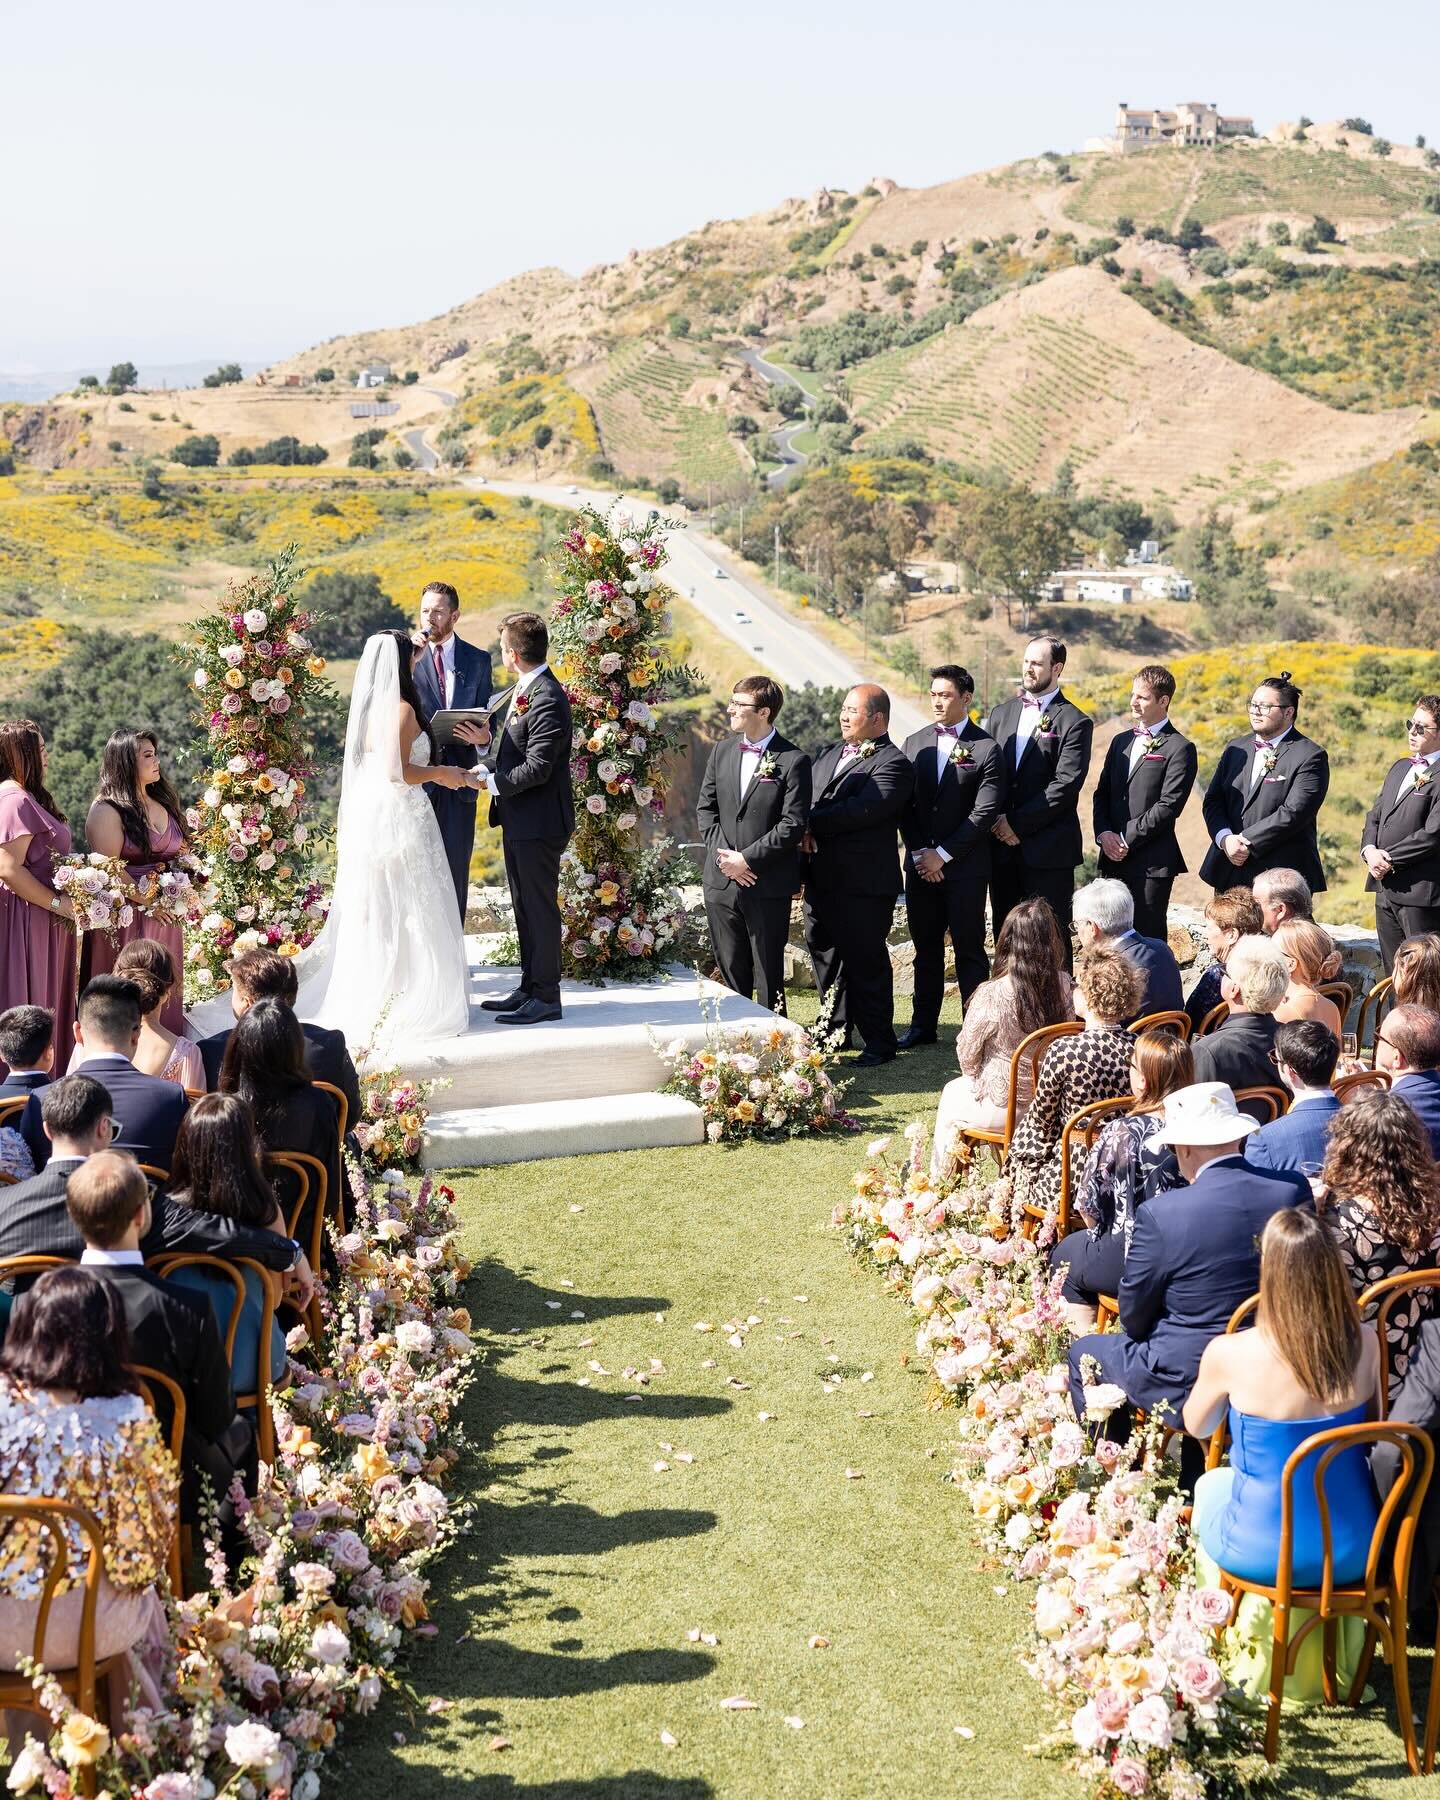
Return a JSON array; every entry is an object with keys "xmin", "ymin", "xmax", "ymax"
[
  {"xmin": 0, "ymin": 719, "xmax": 78, "ymax": 1073},
  {"xmin": 83, "ymin": 728, "xmax": 191, "ymax": 1033}
]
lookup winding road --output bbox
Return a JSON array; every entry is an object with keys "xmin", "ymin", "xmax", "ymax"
[
  {"xmin": 737, "ymin": 347, "xmax": 814, "ymax": 489},
  {"xmin": 402, "ymin": 385, "xmax": 457, "ymax": 469}
]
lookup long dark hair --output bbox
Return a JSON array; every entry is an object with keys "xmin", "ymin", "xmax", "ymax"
[
  {"xmin": 170, "ymin": 1093, "xmax": 278, "ymax": 1228},
  {"xmin": 95, "ymin": 727, "xmax": 189, "ymax": 856},
  {"xmin": 992, "ymin": 897, "xmax": 1071, "ymax": 1038},
  {"xmin": 218, "ymin": 996, "xmax": 311, "ymax": 1138},
  {"xmin": 0, "ymin": 718, "xmax": 63, "ymax": 821},
  {"xmin": 0, "ymin": 1266, "xmax": 137, "ymax": 1398},
  {"xmin": 382, "ymin": 630, "xmax": 436, "ymax": 757}
]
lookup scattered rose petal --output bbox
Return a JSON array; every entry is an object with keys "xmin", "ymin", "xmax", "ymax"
[
  {"xmin": 757, "ymin": 1411, "xmax": 774, "ymax": 1421},
  {"xmin": 954, "ymin": 1726, "xmax": 974, "ymax": 1739},
  {"xmin": 860, "ymin": 1371, "xmax": 874, "ymax": 1383},
  {"xmin": 746, "ymin": 1315, "xmax": 761, "ymax": 1326},
  {"xmin": 393, "ymin": 1732, "xmax": 407, "ymax": 1745},
  {"xmin": 783, "ymin": 1716, "xmax": 805, "ymax": 1730},
  {"xmin": 993, "ymin": 1585, "xmax": 1007, "ymax": 1596},
  {"xmin": 842, "ymin": 1468, "xmax": 863, "ymax": 1479},
  {"xmin": 653, "ymin": 1460, "xmax": 670, "ymax": 1472},
  {"xmin": 686, "ymin": 1628, "xmax": 702, "ymax": 1642},
  {"xmin": 568, "ymin": 1204, "xmax": 585, "ymax": 1213},
  {"xmin": 793, "ymin": 1295, "xmax": 809, "ymax": 1303},
  {"xmin": 700, "ymin": 1631, "xmax": 718, "ymax": 1646},
  {"xmin": 675, "ymin": 1451, "xmax": 695, "ymax": 1464},
  {"xmin": 659, "ymin": 1441, "xmax": 674, "ymax": 1453},
  {"xmin": 586, "ymin": 1360, "xmax": 609, "ymax": 1374},
  {"xmin": 925, "ymin": 1447, "xmax": 936, "ymax": 1459},
  {"xmin": 570, "ymin": 1310, "xmax": 585, "ymax": 1319},
  {"xmin": 727, "ymin": 1332, "xmax": 745, "ymax": 1349},
  {"xmin": 693, "ymin": 1321, "xmax": 714, "ymax": 1333},
  {"xmin": 650, "ymin": 1358, "xmax": 665, "ymax": 1372},
  {"xmin": 808, "ymin": 1635, "xmax": 830, "ymax": 1649},
  {"xmin": 700, "ymin": 1357, "xmax": 717, "ymax": 1369},
  {"xmin": 660, "ymin": 1729, "xmax": 678, "ymax": 1748},
  {"xmin": 426, "ymin": 1698, "xmax": 450, "ymax": 1714},
  {"xmin": 624, "ymin": 1393, "xmax": 644, "ymax": 1402},
  {"xmin": 725, "ymin": 1376, "xmax": 751, "ymax": 1390},
  {"xmin": 544, "ymin": 1301, "xmax": 561, "ymax": 1310},
  {"xmin": 720, "ymin": 1696, "xmax": 758, "ymax": 1711},
  {"xmin": 577, "ymin": 1336, "xmax": 597, "ymax": 1348},
  {"xmin": 575, "ymin": 1378, "xmax": 590, "ymax": 1388},
  {"xmin": 559, "ymin": 1279, "xmax": 574, "ymax": 1288},
  {"xmin": 857, "ymin": 1409, "xmax": 874, "ymax": 1418},
  {"xmin": 488, "ymin": 1735, "xmax": 511, "ymax": 1752},
  {"xmin": 655, "ymin": 1312, "xmax": 665, "ymax": 1323},
  {"xmin": 826, "ymin": 1354, "xmax": 840, "ymax": 1364},
  {"xmin": 821, "ymin": 1336, "xmax": 834, "ymax": 1346}
]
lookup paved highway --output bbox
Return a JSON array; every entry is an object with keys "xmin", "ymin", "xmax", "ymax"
[
  {"xmin": 402, "ymin": 386, "xmax": 457, "ymax": 469},
  {"xmin": 737, "ymin": 347, "xmax": 811, "ymax": 489},
  {"xmin": 469, "ymin": 475, "xmax": 927, "ymax": 736}
]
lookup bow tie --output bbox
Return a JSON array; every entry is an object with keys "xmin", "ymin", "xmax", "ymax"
[
  {"xmin": 1022, "ymin": 696, "xmax": 1042, "ymax": 709},
  {"xmin": 1253, "ymin": 737, "xmax": 1272, "ymax": 751},
  {"xmin": 1133, "ymin": 725, "xmax": 1157, "ymax": 738},
  {"xmin": 838, "ymin": 745, "xmax": 861, "ymax": 760},
  {"xmin": 1413, "ymin": 755, "xmax": 1429, "ymax": 767},
  {"xmin": 740, "ymin": 741, "xmax": 765, "ymax": 755},
  {"xmin": 935, "ymin": 724, "xmax": 960, "ymax": 737}
]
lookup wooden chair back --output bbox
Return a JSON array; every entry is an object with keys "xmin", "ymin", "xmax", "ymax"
[
  {"xmin": 151, "ymin": 1252, "xmax": 279, "ymax": 1465},
  {"xmin": 1212, "ymin": 1421, "xmax": 1434, "ymax": 1768},
  {"xmin": 1205, "ymin": 1295, "xmax": 1261, "ymax": 1470},
  {"xmin": 1233, "ymin": 1085, "xmax": 1289, "ymax": 1124},
  {"xmin": 0, "ymin": 1253, "xmax": 72, "ymax": 1286},
  {"xmin": 313, "ymin": 1078, "xmax": 349, "ymax": 1143},
  {"xmin": 951, "ymin": 1020, "xmax": 1083, "ymax": 1162},
  {"xmin": 136, "ymin": 1163, "xmax": 170, "ymax": 1187},
  {"xmin": 1197, "ymin": 1000, "xmax": 1229, "ymax": 1037},
  {"xmin": 1333, "ymin": 1069, "xmax": 1391, "ymax": 1105},
  {"xmin": 1357, "ymin": 976, "xmax": 1394, "ymax": 1053},
  {"xmin": 130, "ymin": 1363, "xmax": 186, "ymax": 1594},
  {"xmin": 265, "ymin": 1149, "xmax": 331, "ymax": 1338},
  {"xmin": 1130, "ymin": 1009, "xmax": 1192, "ymax": 1040},
  {"xmin": 1356, "ymin": 1268, "xmax": 1440, "ymax": 1417},
  {"xmin": 0, "ymin": 1170, "xmax": 16, "ymax": 1186},
  {"xmin": 1316, "ymin": 979, "xmax": 1354, "ymax": 1021},
  {"xmin": 1048, "ymin": 1095, "xmax": 1135, "ymax": 1240},
  {"xmin": 0, "ymin": 1495, "xmax": 119, "ymax": 1760},
  {"xmin": 0, "ymin": 1094, "xmax": 29, "ymax": 1128}
]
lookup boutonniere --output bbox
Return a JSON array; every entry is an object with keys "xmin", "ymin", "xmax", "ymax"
[
  {"xmin": 1416, "ymin": 768, "xmax": 1433, "ymax": 789},
  {"xmin": 1258, "ymin": 749, "xmax": 1277, "ymax": 776},
  {"xmin": 1037, "ymin": 712, "xmax": 1055, "ymax": 734},
  {"xmin": 513, "ymin": 692, "xmax": 531, "ymax": 717},
  {"xmin": 950, "ymin": 741, "xmax": 973, "ymax": 765},
  {"xmin": 755, "ymin": 751, "xmax": 779, "ymax": 781},
  {"xmin": 853, "ymin": 739, "xmax": 878, "ymax": 761},
  {"xmin": 1141, "ymin": 733, "xmax": 1164, "ymax": 755}
]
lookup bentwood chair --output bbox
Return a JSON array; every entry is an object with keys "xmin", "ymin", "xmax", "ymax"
[
  {"xmin": 0, "ymin": 1496, "xmax": 123, "ymax": 1789},
  {"xmin": 1197, "ymin": 1001, "xmax": 1230, "ymax": 1037},
  {"xmin": 1233, "ymin": 1086, "xmax": 1290, "ymax": 1124},
  {"xmin": 1333, "ymin": 1069, "xmax": 1391, "ymax": 1105},
  {"xmin": 1204, "ymin": 1295, "xmax": 1262, "ymax": 1471},
  {"xmin": 265, "ymin": 1150, "xmax": 332, "ymax": 1339},
  {"xmin": 949, "ymin": 1020, "xmax": 1083, "ymax": 1167},
  {"xmin": 136, "ymin": 1163, "xmax": 170, "ymax": 1188},
  {"xmin": 0, "ymin": 1253, "xmax": 72, "ymax": 1286},
  {"xmin": 0, "ymin": 1094, "xmax": 28, "ymax": 1129},
  {"xmin": 1356, "ymin": 1269, "xmax": 1440, "ymax": 1416},
  {"xmin": 130, "ymin": 1363, "xmax": 187, "ymax": 1595},
  {"xmin": 1029, "ymin": 1095, "xmax": 1133, "ymax": 1243},
  {"xmin": 1316, "ymin": 979, "xmax": 1354, "ymax": 1023},
  {"xmin": 1209, "ymin": 1421, "xmax": 1434, "ymax": 1770},
  {"xmin": 1357, "ymin": 977, "xmax": 1394, "ymax": 1054},
  {"xmin": 313, "ymin": 1078, "xmax": 350, "ymax": 1143},
  {"xmin": 1129, "ymin": 1009, "xmax": 1192, "ymax": 1040},
  {"xmin": 152, "ymin": 1252, "xmax": 280, "ymax": 1466}
]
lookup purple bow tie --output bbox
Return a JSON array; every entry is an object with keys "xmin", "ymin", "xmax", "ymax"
[
  {"xmin": 838, "ymin": 745, "xmax": 861, "ymax": 761},
  {"xmin": 1254, "ymin": 737, "xmax": 1270, "ymax": 750},
  {"xmin": 1022, "ymin": 696, "xmax": 1041, "ymax": 709},
  {"xmin": 1133, "ymin": 726, "xmax": 1151, "ymax": 738},
  {"xmin": 935, "ymin": 725, "xmax": 960, "ymax": 737},
  {"xmin": 740, "ymin": 742, "xmax": 764, "ymax": 755},
  {"xmin": 1413, "ymin": 755, "xmax": 1428, "ymax": 768}
]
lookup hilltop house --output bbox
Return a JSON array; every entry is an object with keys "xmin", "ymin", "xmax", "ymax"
[
  {"xmin": 1104, "ymin": 102, "xmax": 1255, "ymax": 154},
  {"xmin": 355, "ymin": 363, "xmax": 392, "ymax": 389}
]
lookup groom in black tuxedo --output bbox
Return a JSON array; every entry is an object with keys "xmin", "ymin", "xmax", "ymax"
[
  {"xmin": 1092, "ymin": 663, "xmax": 1198, "ymax": 942},
  {"xmin": 475, "ymin": 612, "xmax": 574, "ymax": 1025},
  {"xmin": 412, "ymin": 580, "xmax": 493, "ymax": 920}
]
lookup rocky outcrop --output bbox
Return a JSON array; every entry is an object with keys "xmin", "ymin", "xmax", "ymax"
[{"xmin": 426, "ymin": 339, "xmax": 469, "ymax": 371}]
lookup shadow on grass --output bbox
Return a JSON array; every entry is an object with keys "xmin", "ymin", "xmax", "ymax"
[
  {"xmin": 475, "ymin": 1258, "xmax": 673, "ymax": 1330},
  {"xmin": 461, "ymin": 1640, "xmax": 715, "ymax": 1700},
  {"xmin": 463, "ymin": 1777, "xmax": 713, "ymax": 1799}
]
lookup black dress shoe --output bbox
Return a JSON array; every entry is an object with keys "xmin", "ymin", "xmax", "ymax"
[
  {"xmin": 482, "ymin": 988, "xmax": 529, "ymax": 1012},
  {"xmin": 896, "ymin": 1027, "xmax": 938, "ymax": 1050},
  {"xmin": 495, "ymin": 998, "xmax": 564, "ymax": 1025},
  {"xmin": 853, "ymin": 1048, "xmax": 896, "ymax": 1067}
]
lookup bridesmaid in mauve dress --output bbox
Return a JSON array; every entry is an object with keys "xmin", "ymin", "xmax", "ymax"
[
  {"xmin": 81, "ymin": 727, "xmax": 191, "ymax": 1035},
  {"xmin": 0, "ymin": 720, "xmax": 78, "ymax": 1074}
]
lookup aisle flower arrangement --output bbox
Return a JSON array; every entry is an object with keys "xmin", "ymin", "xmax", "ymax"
[
  {"xmin": 547, "ymin": 502, "xmax": 698, "ymax": 982},
  {"xmin": 4, "ymin": 1164, "xmax": 477, "ymax": 1794},
  {"xmin": 835, "ymin": 1128, "xmax": 1266, "ymax": 1798},
  {"xmin": 178, "ymin": 545, "xmax": 334, "ymax": 1001},
  {"xmin": 352, "ymin": 1063, "xmax": 447, "ymax": 1177},
  {"xmin": 657, "ymin": 999, "xmax": 857, "ymax": 1142}
]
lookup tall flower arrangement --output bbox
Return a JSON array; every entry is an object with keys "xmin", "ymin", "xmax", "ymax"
[
  {"xmin": 547, "ymin": 504, "xmax": 697, "ymax": 980},
  {"xmin": 179, "ymin": 546, "xmax": 333, "ymax": 1000}
]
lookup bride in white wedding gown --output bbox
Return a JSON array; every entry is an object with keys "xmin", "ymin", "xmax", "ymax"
[{"xmin": 287, "ymin": 630, "xmax": 477, "ymax": 1054}]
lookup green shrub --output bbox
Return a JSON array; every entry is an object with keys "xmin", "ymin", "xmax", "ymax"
[{"xmin": 171, "ymin": 434, "xmax": 220, "ymax": 467}]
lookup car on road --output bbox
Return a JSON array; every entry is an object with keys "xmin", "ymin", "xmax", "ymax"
[
  {"xmin": 752, "ymin": 645, "xmax": 764, "ymax": 654},
  {"xmin": 712, "ymin": 565, "xmax": 726, "ymax": 578},
  {"xmin": 732, "ymin": 609, "xmax": 751, "ymax": 624},
  {"xmin": 566, "ymin": 484, "xmax": 579, "ymax": 495}
]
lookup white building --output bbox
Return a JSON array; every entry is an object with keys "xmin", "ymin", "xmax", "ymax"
[
  {"xmin": 355, "ymin": 363, "xmax": 393, "ymax": 389},
  {"xmin": 1077, "ymin": 577, "xmax": 1134, "ymax": 603},
  {"xmin": 1111, "ymin": 102, "xmax": 1255, "ymax": 154}
]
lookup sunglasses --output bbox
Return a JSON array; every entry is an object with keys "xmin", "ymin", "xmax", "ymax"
[{"xmin": 1407, "ymin": 721, "xmax": 1433, "ymax": 734}]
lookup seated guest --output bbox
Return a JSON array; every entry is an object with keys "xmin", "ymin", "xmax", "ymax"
[
  {"xmin": 1317, "ymin": 1089, "xmax": 1440, "ymax": 1398},
  {"xmin": 1069, "ymin": 1083, "xmax": 1310, "ymax": 1457},
  {"xmin": 1373, "ymin": 1003, "xmax": 1440, "ymax": 1157},
  {"xmin": 1185, "ymin": 888, "xmax": 1263, "ymax": 1035},
  {"xmin": 220, "ymin": 998, "xmax": 343, "ymax": 1248},
  {"xmin": 1003, "ymin": 945, "xmax": 1145, "ymax": 1232},
  {"xmin": 166, "ymin": 1096, "xmax": 289, "ymax": 1395},
  {"xmin": 1189, "ymin": 935, "xmax": 1290, "ymax": 1104},
  {"xmin": 1184, "ymin": 1209, "xmax": 1380, "ymax": 1703},
  {"xmin": 1372, "ymin": 1314, "xmax": 1440, "ymax": 1617},
  {"xmin": 0, "ymin": 1073, "xmax": 311, "ymax": 1289},
  {"xmin": 107, "ymin": 938, "xmax": 204, "ymax": 1090},
  {"xmin": 1245, "ymin": 1020, "xmax": 1341, "ymax": 1175},
  {"xmin": 199, "ymin": 946, "xmax": 362, "ymax": 1129},
  {"xmin": 65, "ymin": 1152, "xmax": 256, "ymax": 1545},
  {"xmin": 1392, "ymin": 933, "xmax": 1440, "ymax": 1013},
  {"xmin": 0, "ymin": 1122, "xmax": 31, "ymax": 1184},
  {"xmin": 1253, "ymin": 866, "xmax": 1315, "ymax": 935},
  {"xmin": 0, "ymin": 1267, "xmax": 177, "ymax": 1735},
  {"xmin": 932, "ymin": 898, "xmax": 1074, "ymax": 1176},
  {"xmin": 0, "ymin": 1003, "xmax": 55, "ymax": 1170},
  {"xmin": 21, "ymin": 975, "xmax": 186, "ymax": 1172},
  {"xmin": 1073, "ymin": 877, "xmax": 1183, "ymax": 1020},
  {"xmin": 1050, "ymin": 1029, "xmax": 1194, "ymax": 1331},
  {"xmin": 1271, "ymin": 918, "xmax": 1344, "ymax": 1039}
]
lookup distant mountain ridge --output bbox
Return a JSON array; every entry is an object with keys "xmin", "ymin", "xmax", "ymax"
[{"xmin": 0, "ymin": 359, "xmax": 269, "ymax": 403}]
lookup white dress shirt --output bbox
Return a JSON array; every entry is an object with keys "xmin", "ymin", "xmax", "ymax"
[
  {"xmin": 80, "ymin": 1246, "xmax": 144, "ymax": 1266},
  {"xmin": 1397, "ymin": 748, "xmax": 1440, "ymax": 800},
  {"xmin": 429, "ymin": 633, "xmax": 457, "ymax": 707},
  {"xmin": 1217, "ymin": 728, "xmax": 1292, "ymax": 847},
  {"xmin": 1128, "ymin": 718, "xmax": 1171, "ymax": 774},
  {"xmin": 1013, "ymin": 687, "xmax": 1060, "ymax": 767},
  {"xmin": 738, "ymin": 729, "xmax": 777, "ymax": 802}
]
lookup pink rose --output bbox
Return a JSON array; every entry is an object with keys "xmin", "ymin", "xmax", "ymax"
[
  {"xmin": 1111, "ymin": 1756, "xmax": 1149, "ymax": 1795},
  {"xmin": 1189, "ymin": 1586, "xmax": 1234, "ymax": 1629},
  {"xmin": 1176, "ymin": 1654, "xmax": 1225, "ymax": 1704},
  {"xmin": 1125, "ymin": 1694, "xmax": 1174, "ymax": 1750},
  {"xmin": 1092, "ymin": 1688, "xmax": 1130, "ymax": 1734}
]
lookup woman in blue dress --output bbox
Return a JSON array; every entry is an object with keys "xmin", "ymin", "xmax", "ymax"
[
  {"xmin": 165, "ymin": 1094, "xmax": 289, "ymax": 1399},
  {"xmin": 1184, "ymin": 1207, "xmax": 1381, "ymax": 1703}
]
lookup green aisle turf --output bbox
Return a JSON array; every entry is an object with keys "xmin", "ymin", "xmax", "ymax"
[{"xmin": 339, "ymin": 995, "xmax": 1440, "ymax": 1797}]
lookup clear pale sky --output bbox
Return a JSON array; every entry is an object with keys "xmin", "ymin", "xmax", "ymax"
[{"xmin": 6, "ymin": 0, "xmax": 1439, "ymax": 369}]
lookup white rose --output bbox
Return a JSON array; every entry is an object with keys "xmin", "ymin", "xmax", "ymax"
[
  {"xmin": 6, "ymin": 1741, "xmax": 49, "ymax": 1793},
  {"xmin": 310, "ymin": 1621, "xmax": 351, "ymax": 1665},
  {"xmin": 243, "ymin": 608, "xmax": 269, "ymax": 633},
  {"xmin": 203, "ymin": 787, "xmax": 221, "ymax": 808},
  {"xmin": 194, "ymin": 669, "xmax": 209, "ymax": 688},
  {"xmin": 223, "ymin": 1719, "xmax": 282, "ymax": 1768},
  {"xmin": 396, "ymin": 1320, "xmax": 434, "ymax": 1354},
  {"xmin": 1033, "ymin": 1583, "xmax": 1074, "ymax": 1639},
  {"xmin": 227, "ymin": 755, "xmax": 249, "ymax": 773}
]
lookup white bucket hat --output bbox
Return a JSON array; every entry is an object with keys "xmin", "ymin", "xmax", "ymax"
[{"xmin": 1150, "ymin": 1082, "xmax": 1261, "ymax": 1148}]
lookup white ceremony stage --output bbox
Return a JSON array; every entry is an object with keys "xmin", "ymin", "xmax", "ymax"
[{"xmin": 401, "ymin": 940, "xmax": 800, "ymax": 1168}]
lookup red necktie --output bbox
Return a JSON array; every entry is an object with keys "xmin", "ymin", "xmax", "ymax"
[{"xmin": 433, "ymin": 646, "xmax": 445, "ymax": 696}]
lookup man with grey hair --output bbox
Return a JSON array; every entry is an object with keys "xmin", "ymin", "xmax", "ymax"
[
  {"xmin": 1072, "ymin": 877, "xmax": 1183, "ymax": 1020},
  {"xmin": 1252, "ymin": 867, "xmax": 1313, "ymax": 935},
  {"xmin": 1189, "ymin": 934, "xmax": 1290, "ymax": 1106}
]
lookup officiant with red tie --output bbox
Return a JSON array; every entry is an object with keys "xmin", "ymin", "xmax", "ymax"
[
  {"xmin": 1362, "ymin": 694, "xmax": 1440, "ymax": 970},
  {"xmin": 413, "ymin": 581, "xmax": 493, "ymax": 920},
  {"xmin": 898, "ymin": 665, "xmax": 1002, "ymax": 1044},
  {"xmin": 801, "ymin": 686, "xmax": 914, "ymax": 1065},
  {"xmin": 1200, "ymin": 672, "xmax": 1328, "ymax": 897},
  {"xmin": 1092, "ymin": 663, "xmax": 1197, "ymax": 942}
]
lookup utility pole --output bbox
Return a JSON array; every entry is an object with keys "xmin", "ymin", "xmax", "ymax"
[
  {"xmin": 774, "ymin": 523, "xmax": 781, "ymax": 590},
  {"xmin": 739, "ymin": 504, "xmax": 745, "ymax": 555}
]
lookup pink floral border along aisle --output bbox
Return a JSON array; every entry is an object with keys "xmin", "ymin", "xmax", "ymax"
[{"xmin": 836, "ymin": 1128, "xmax": 1273, "ymax": 1800}]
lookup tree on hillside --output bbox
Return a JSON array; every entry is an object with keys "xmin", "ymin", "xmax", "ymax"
[
  {"xmin": 784, "ymin": 474, "xmax": 918, "ymax": 620},
  {"xmin": 769, "ymin": 684, "xmax": 848, "ymax": 758},
  {"xmin": 772, "ymin": 385, "xmax": 807, "ymax": 420},
  {"xmin": 302, "ymin": 569, "xmax": 408, "ymax": 658},
  {"xmin": 107, "ymin": 362, "xmax": 138, "ymax": 393},
  {"xmin": 171, "ymin": 434, "xmax": 220, "ymax": 468},
  {"xmin": 315, "ymin": 368, "xmax": 335, "ymax": 383},
  {"xmin": 1348, "ymin": 553, "xmax": 1440, "ymax": 646},
  {"xmin": 946, "ymin": 487, "xmax": 1074, "ymax": 631},
  {"xmin": 202, "ymin": 363, "xmax": 243, "ymax": 388},
  {"xmin": 1177, "ymin": 513, "xmax": 1276, "ymax": 644},
  {"xmin": 1342, "ymin": 117, "xmax": 1374, "ymax": 135}
]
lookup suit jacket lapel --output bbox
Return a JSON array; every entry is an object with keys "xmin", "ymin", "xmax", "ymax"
[
  {"xmin": 415, "ymin": 649, "xmax": 441, "ymax": 714},
  {"xmin": 1386, "ymin": 759, "xmax": 1430, "ymax": 819}
]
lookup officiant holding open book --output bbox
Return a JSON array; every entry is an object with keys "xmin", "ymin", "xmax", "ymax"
[{"xmin": 413, "ymin": 580, "xmax": 493, "ymax": 919}]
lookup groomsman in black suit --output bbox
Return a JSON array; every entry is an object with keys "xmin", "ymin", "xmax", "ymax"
[
  {"xmin": 1200, "ymin": 672, "xmax": 1329, "ymax": 895},
  {"xmin": 412, "ymin": 580, "xmax": 494, "ymax": 921},
  {"xmin": 1092, "ymin": 663, "xmax": 1198, "ymax": 942},
  {"xmin": 801, "ymin": 685, "xmax": 914, "ymax": 1066},
  {"xmin": 985, "ymin": 637, "xmax": 1093, "ymax": 946},
  {"xmin": 696, "ymin": 675, "xmax": 811, "ymax": 1015},
  {"xmin": 1362, "ymin": 693, "xmax": 1440, "ymax": 970},
  {"xmin": 898, "ymin": 665, "xmax": 1003, "ymax": 1044},
  {"xmin": 474, "ymin": 612, "xmax": 574, "ymax": 1025}
]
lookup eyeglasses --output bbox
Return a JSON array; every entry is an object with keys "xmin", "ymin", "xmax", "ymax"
[
  {"xmin": 1248, "ymin": 699, "xmax": 1283, "ymax": 713},
  {"xmin": 104, "ymin": 1115, "xmax": 123, "ymax": 1139},
  {"xmin": 726, "ymin": 699, "xmax": 755, "ymax": 711},
  {"xmin": 1374, "ymin": 1034, "xmax": 1394, "ymax": 1055}
]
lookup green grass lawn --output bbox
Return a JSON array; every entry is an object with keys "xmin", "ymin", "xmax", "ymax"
[{"xmin": 338, "ymin": 993, "xmax": 1440, "ymax": 1796}]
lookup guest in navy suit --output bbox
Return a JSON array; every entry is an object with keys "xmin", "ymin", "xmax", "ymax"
[
  {"xmin": 1072, "ymin": 878, "xmax": 1183, "ymax": 1022},
  {"xmin": 1245, "ymin": 1019, "xmax": 1340, "ymax": 1174},
  {"xmin": 1069, "ymin": 1082, "xmax": 1309, "ymax": 1444},
  {"xmin": 22, "ymin": 977, "xmax": 186, "ymax": 1172},
  {"xmin": 1376, "ymin": 1003, "xmax": 1440, "ymax": 1158},
  {"xmin": 0, "ymin": 1003, "xmax": 55, "ymax": 1167},
  {"xmin": 412, "ymin": 580, "xmax": 493, "ymax": 920}
]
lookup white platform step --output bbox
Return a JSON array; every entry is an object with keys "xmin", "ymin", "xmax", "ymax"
[{"xmin": 423, "ymin": 1091, "xmax": 705, "ymax": 1168}]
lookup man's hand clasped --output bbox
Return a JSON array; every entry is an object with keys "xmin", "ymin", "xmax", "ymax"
[{"xmin": 716, "ymin": 848, "xmax": 757, "ymax": 888}]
